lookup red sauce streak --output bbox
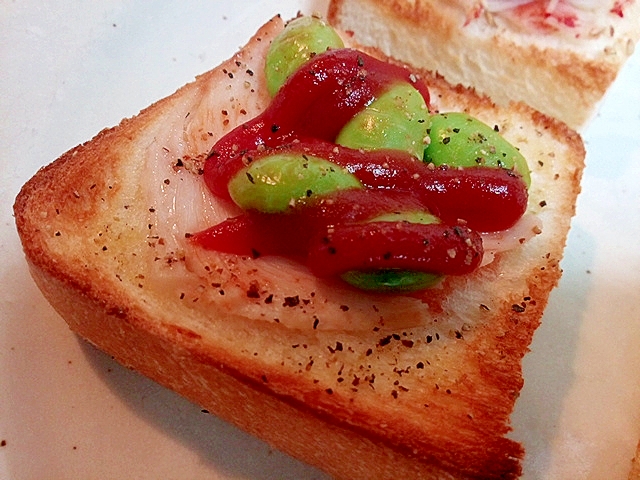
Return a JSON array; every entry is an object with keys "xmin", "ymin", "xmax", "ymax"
[
  {"xmin": 307, "ymin": 222, "xmax": 482, "ymax": 278},
  {"xmin": 191, "ymin": 189, "xmax": 484, "ymax": 278},
  {"xmin": 193, "ymin": 190, "xmax": 437, "ymax": 258}
]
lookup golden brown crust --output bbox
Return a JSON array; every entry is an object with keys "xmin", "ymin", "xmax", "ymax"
[
  {"xmin": 328, "ymin": 0, "xmax": 640, "ymax": 129},
  {"xmin": 14, "ymin": 15, "xmax": 585, "ymax": 480}
]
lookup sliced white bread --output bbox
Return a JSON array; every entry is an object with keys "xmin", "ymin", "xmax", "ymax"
[{"xmin": 14, "ymin": 15, "xmax": 584, "ymax": 479}]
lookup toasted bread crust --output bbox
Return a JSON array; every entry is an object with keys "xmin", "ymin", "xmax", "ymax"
[
  {"xmin": 14, "ymin": 16, "xmax": 584, "ymax": 479},
  {"xmin": 328, "ymin": 0, "xmax": 640, "ymax": 129}
]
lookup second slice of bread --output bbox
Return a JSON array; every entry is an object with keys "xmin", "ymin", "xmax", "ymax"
[{"xmin": 328, "ymin": 0, "xmax": 640, "ymax": 130}]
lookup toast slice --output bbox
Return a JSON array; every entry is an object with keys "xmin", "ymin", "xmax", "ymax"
[
  {"xmin": 328, "ymin": 0, "xmax": 640, "ymax": 130},
  {"xmin": 14, "ymin": 15, "xmax": 584, "ymax": 479}
]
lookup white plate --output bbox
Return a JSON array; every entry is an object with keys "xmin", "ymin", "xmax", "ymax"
[{"xmin": 1, "ymin": 2, "xmax": 639, "ymax": 479}]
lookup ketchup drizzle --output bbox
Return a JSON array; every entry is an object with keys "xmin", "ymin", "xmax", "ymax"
[{"xmin": 194, "ymin": 48, "xmax": 528, "ymax": 286}]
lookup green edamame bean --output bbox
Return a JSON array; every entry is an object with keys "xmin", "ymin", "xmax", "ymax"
[
  {"xmin": 341, "ymin": 269, "xmax": 441, "ymax": 292},
  {"xmin": 341, "ymin": 211, "xmax": 442, "ymax": 292},
  {"xmin": 228, "ymin": 152, "xmax": 362, "ymax": 213},
  {"xmin": 424, "ymin": 112, "xmax": 531, "ymax": 187},
  {"xmin": 265, "ymin": 16, "xmax": 344, "ymax": 97},
  {"xmin": 336, "ymin": 82, "xmax": 430, "ymax": 159}
]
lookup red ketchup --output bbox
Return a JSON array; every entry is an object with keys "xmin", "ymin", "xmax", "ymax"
[
  {"xmin": 191, "ymin": 189, "xmax": 484, "ymax": 278},
  {"xmin": 194, "ymin": 48, "xmax": 528, "ymax": 286}
]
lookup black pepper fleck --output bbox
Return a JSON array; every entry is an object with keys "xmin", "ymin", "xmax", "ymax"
[
  {"xmin": 246, "ymin": 281, "xmax": 260, "ymax": 298},
  {"xmin": 283, "ymin": 296, "xmax": 300, "ymax": 307}
]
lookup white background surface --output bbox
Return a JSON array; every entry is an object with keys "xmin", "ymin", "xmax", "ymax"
[{"xmin": 1, "ymin": 1, "xmax": 639, "ymax": 479}]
